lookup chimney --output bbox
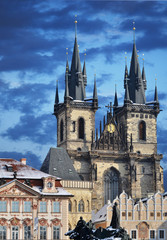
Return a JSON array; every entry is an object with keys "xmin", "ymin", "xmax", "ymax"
[{"xmin": 20, "ymin": 158, "xmax": 26, "ymax": 165}]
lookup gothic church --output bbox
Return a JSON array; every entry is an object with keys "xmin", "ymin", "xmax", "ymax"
[{"xmin": 41, "ymin": 22, "xmax": 164, "ymax": 216}]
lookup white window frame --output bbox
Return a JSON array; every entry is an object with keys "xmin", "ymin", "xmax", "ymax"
[
  {"xmin": 40, "ymin": 226, "xmax": 47, "ymax": 240},
  {"xmin": 0, "ymin": 201, "xmax": 7, "ymax": 212},
  {"xmin": 158, "ymin": 229, "xmax": 165, "ymax": 239},
  {"xmin": 40, "ymin": 201, "xmax": 47, "ymax": 213},
  {"xmin": 53, "ymin": 201, "xmax": 60, "ymax": 213},
  {"xmin": 11, "ymin": 226, "xmax": 19, "ymax": 240},
  {"xmin": 131, "ymin": 229, "xmax": 137, "ymax": 239},
  {"xmin": 12, "ymin": 201, "xmax": 19, "ymax": 212},
  {"xmin": 24, "ymin": 201, "xmax": 31, "ymax": 212},
  {"xmin": 0, "ymin": 226, "xmax": 7, "ymax": 239},
  {"xmin": 149, "ymin": 229, "xmax": 156, "ymax": 240},
  {"xmin": 53, "ymin": 226, "xmax": 60, "ymax": 240},
  {"xmin": 24, "ymin": 225, "xmax": 31, "ymax": 240}
]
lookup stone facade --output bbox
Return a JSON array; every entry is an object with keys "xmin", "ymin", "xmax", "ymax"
[
  {"xmin": 94, "ymin": 191, "xmax": 167, "ymax": 240},
  {"xmin": 61, "ymin": 180, "xmax": 93, "ymax": 229}
]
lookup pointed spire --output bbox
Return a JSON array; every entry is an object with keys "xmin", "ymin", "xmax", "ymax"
[
  {"xmin": 124, "ymin": 80, "xmax": 130, "ymax": 103},
  {"xmin": 93, "ymin": 73, "xmax": 98, "ymax": 100},
  {"xmin": 128, "ymin": 23, "xmax": 146, "ymax": 104},
  {"xmin": 69, "ymin": 16, "xmax": 86, "ymax": 100},
  {"xmin": 55, "ymin": 80, "xmax": 59, "ymax": 105},
  {"xmin": 114, "ymin": 84, "xmax": 118, "ymax": 107},
  {"xmin": 154, "ymin": 77, "xmax": 159, "ymax": 103},
  {"xmin": 124, "ymin": 54, "xmax": 129, "ymax": 89},
  {"xmin": 142, "ymin": 56, "xmax": 147, "ymax": 90},
  {"xmin": 64, "ymin": 49, "xmax": 69, "ymax": 99}
]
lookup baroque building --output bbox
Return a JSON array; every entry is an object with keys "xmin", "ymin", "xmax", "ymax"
[
  {"xmin": 0, "ymin": 158, "xmax": 72, "ymax": 240},
  {"xmin": 41, "ymin": 22, "xmax": 164, "ymax": 226}
]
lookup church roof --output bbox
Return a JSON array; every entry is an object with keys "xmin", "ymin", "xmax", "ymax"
[{"xmin": 40, "ymin": 147, "xmax": 81, "ymax": 181}]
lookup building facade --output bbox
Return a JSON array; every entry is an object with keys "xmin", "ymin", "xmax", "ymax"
[
  {"xmin": 0, "ymin": 158, "xmax": 72, "ymax": 240},
  {"xmin": 93, "ymin": 191, "xmax": 167, "ymax": 240}
]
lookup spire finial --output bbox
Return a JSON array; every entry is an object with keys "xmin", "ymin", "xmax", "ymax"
[
  {"xmin": 125, "ymin": 52, "xmax": 127, "ymax": 65},
  {"xmin": 133, "ymin": 21, "xmax": 136, "ymax": 43},
  {"xmin": 142, "ymin": 53, "xmax": 144, "ymax": 67},
  {"xmin": 55, "ymin": 79, "xmax": 59, "ymax": 104},
  {"xmin": 155, "ymin": 75, "xmax": 157, "ymax": 86},
  {"xmin": 84, "ymin": 49, "xmax": 86, "ymax": 61},
  {"xmin": 66, "ymin": 48, "xmax": 68, "ymax": 60},
  {"xmin": 75, "ymin": 15, "xmax": 77, "ymax": 38}
]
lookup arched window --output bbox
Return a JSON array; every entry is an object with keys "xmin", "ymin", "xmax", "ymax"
[
  {"xmin": 78, "ymin": 118, "xmax": 84, "ymax": 139},
  {"xmin": 139, "ymin": 121, "xmax": 146, "ymax": 140},
  {"xmin": 78, "ymin": 200, "xmax": 84, "ymax": 212},
  {"xmin": 104, "ymin": 168, "xmax": 120, "ymax": 204},
  {"xmin": 68, "ymin": 200, "xmax": 72, "ymax": 212},
  {"xmin": 60, "ymin": 119, "xmax": 64, "ymax": 142}
]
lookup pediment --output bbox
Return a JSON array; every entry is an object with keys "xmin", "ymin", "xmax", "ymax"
[{"xmin": 0, "ymin": 180, "xmax": 40, "ymax": 197}]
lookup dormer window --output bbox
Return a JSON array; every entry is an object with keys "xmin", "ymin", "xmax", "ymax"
[{"xmin": 5, "ymin": 164, "xmax": 13, "ymax": 172}]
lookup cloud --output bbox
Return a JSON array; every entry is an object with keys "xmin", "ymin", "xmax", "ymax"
[
  {"xmin": 0, "ymin": 150, "xmax": 41, "ymax": 170},
  {"xmin": 2, "ymin": 114, "xmax": 57, "ymax": 145},
  {"xmin": 0, "ymin": 79, "xmax": 56, "ymax": 114}
]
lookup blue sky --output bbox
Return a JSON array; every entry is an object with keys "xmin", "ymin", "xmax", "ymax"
[{"xmin": 0, "ymin": 0, "xmax": 167, "ymax": 187}]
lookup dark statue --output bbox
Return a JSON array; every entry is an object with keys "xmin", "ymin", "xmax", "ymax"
[
  {"xmin": 65, "ymin": 212, "xmax": 131, "ymax": 240},
  {"xmin": 110, "ymin": 202, "xmax": 120, "ymax": 229}
]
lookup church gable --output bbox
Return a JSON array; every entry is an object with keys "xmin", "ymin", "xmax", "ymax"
[{"xmin": 95, "ymin": 111, "xmax": 126, "ymax": 151}]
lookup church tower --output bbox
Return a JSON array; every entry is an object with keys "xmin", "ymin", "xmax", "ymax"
[
  {"xmin": 114, "ymin": 27, "xmax": 160, "ymax": 155},
  {"xmin": 54, "ymin": 19, "xmax": 98, "ymax": 151}
]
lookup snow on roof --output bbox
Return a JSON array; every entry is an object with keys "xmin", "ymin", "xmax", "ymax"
[
  {"xmin": 32, "ymin": 186, "xmax": 72, "ymax": 196},
  {"xmin": 93, "ymin": 203, "xmax": 110, "ymax": 223},
  {"xmin": 0, "ymin": 158, "xmax": 61, "ymax": 180}
]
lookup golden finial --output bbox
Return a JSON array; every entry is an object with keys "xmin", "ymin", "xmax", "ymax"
[
  {"xmin": 74, "ymin": 15, "xmax": 77, "ymax": 37},
  {"xmin": 84, "ymin": 49, "xmax": 86, "ymax": 60},
  {"xmin": 75, "ymin": 15, "xmax": 77, "ymax": 23},
  {"xmin": 142, "ymin": 54, "xmax": 144, "ymax": 67},
  {"xmin": 133, "ymin": 21, "xmax": 135, "ymax": 31},
  {"xmin": 133, "ymin": 21, "xmax": 136, "ymax": 43},
  {"xmin": 155, "ymin": 74, "xmax": 157, "ymax": 86},
  {"xmin": 66, "ymin": 48, "xmax": 68, "ymax": 55},
  {"xmin": 125, "ymin": 52, "xmax": 127, "ymax": 65}
]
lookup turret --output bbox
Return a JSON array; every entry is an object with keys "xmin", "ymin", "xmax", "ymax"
[
  {"xmin": 93, "ymin": 74, "xmax": 98, "ymax": 108},
  {"xmin": 55, "ymin": 80, "xmax": 59, "ymax": 105},
  {"xmin": 113, "ymin": 84, "xmax": 118, "ymax": 107}
]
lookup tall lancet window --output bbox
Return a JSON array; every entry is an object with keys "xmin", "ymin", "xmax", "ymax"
[
  {"xmin": 60, "ymin": 119, "xmax": 64, "ymax": 142},
  {"xmin": 139, "ymin": 121, "xmax": 146, "ymax": 140},
  {"xmin": 78, "ymin": 118, "xmax": 84, "ymax": 139},
  {"xmin": 104, "ymin": 168, "xmax": 120, "ymax": 204}
]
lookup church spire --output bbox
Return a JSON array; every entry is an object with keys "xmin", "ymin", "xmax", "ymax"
[
  {"xmin": 93, "ymin": 73, "xmax": 98, "ymax": 100},
  {"xmin": 142, "ymin": 57, "xmax": 147, "ymax": 90},
  {"xmin": 124, "ymin": 54, "xmax": 129, "ymax": 89},
  {"xmin": 114, "ymin": 84, "xmax": 118, "ymax": 107},
  {"xmin": 55, "ymin": 80, "xmax": 59, "ymax": 105},
  {"xmin": 154, "ymin": 78, "xmax": 159, "ymax": 103},
  {"xmin": 128, "ymin": 24, "xmax": 146, "ymax": 104},
  {"xmin": 83, "ymin": 50, "xmax": 87, "ymax": 87},
  {"xmin": 64, "ymin": 50, "xmax": 69, "ymax": 99},
  {"xmin": 69, "ymin": 17, "xmax": 86, "ymax": 101},
  {"xmin": 124, "ymin": 80, "xmax": 130, "ymax": 104}
]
